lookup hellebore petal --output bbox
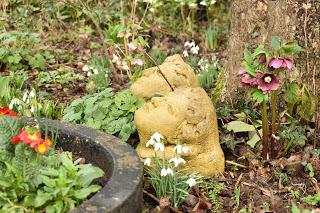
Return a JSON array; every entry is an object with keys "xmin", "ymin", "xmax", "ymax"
[
  {"xmin": 283, "ymin": 58, "xmax": 293, "ymax": 69},
  {"xmin": 238, "ymin": 69, "xmax": 247, "ymax": 75},
  {"xmin": 268, "ymin": 57, "xmax": 283, "ymax": 69}
]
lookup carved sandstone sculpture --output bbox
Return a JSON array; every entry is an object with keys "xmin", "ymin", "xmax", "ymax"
[{"xmin": 131, "ymin": 55, "xmax": 224, "ymax": 177}]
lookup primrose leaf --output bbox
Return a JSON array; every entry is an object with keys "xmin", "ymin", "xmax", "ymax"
[{"xmin": 74, "ymin": 185, "xmax": 101, "ymax": 199}]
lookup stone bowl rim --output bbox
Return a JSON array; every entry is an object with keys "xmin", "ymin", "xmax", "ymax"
[{"xmin": 25, "ymin": 118, "xmax": 143, "ymax": 213}]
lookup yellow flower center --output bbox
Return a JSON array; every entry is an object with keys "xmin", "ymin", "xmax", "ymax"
[
  {"xmin": 264, "ymin": 76, "xmax": 272, "ymax": 83},
  {"xmin": 36, "ymin": 144, "xmax": 47, "ymax": 154}
]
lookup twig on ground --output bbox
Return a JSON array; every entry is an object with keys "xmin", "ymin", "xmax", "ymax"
[
  {"xmin": 234, "ymin": 173, "xmax": 243, "ymax": 192},
  {"xmin": 226, "ymin": 160, "xmax": 248, "ymax": 169}
]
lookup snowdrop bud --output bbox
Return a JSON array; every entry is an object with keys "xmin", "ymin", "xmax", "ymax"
[
  {"xmin": 186, "ymin": 178, "xmax": 197, "ymax": 187},
  {"xmin": 30, "ymin": 106, "xmax": 35, "ymax": 113},
  {"xmin": 9, "ymin": 102, "xmax": 14, "ymax": 110},
  {"xmin": 29, "ymin": 90, "xmax": 35, "ymax": 98},
  {"xmin": 144, "ymin": 158, "xmax": 151, "ymax": 166},
  {"xmin": 22, "ymin": 91, "xmax": 28, "ymax": 102}
]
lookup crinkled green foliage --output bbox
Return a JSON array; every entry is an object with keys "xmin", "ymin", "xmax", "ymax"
[{"xmin": 63, "ymin": 89, "xmax": 143, "ymax": 141}]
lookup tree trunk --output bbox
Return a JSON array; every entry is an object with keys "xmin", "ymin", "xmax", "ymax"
[{"xmin": 222, "ymin": 0, "xmax": 320, "ymax": 104}]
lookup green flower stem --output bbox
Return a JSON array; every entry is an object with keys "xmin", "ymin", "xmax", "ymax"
[
  {"xmin": 270, "ymin": 91, "xmax": 278, "ymax": 158},
  {"xmin": 261, "ymin": 100, "xmax": 269, "ymax": 159}
]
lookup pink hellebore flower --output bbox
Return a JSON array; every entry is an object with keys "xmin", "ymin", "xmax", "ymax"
[
  {"xmin": 256, "ymin": 72, "xmax": 280, "ymax": 93},
  {"xmin": 268, "ymin": 57, "xmax": 293, "ymax": 69}
]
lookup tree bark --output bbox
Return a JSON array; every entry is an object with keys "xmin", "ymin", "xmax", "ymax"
[{"xmin": 222, "ymin": 0, "xmax": 320, "ymax": 104}]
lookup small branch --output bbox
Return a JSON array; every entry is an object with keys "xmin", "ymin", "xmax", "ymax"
[
  {"xmin": 225, "ymin": 160, "xmax": 248, "ymax": 169},
  {"xmin": 144, "ymin": 51, "xmax": 174, "ymax": 91}
]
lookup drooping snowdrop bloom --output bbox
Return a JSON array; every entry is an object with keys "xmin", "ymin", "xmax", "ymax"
[
  {"xmin": 186, "ymin": 178, "xmax": 197, "ymax": 187},
  {"xmin": 144, "ymin": 158, "xmax": 151, "ymax": 166},
  {"xmin": 160, "ymin": 168, "xmax": 173, "ymax": 176},
  {"xmin": 154, "ymin": 142, "xmax": 164, "ymax": 152},
  {"xmin": 181, "ymin": 146, "xmax": 191, "ymax": 154},
  {"xmin": 151, "ymin": 132, "xmax": 163, "ymax": 143},
  {"xmin": 190, "ymin": 45, "xmax": 200, "ymax": 55},
  {"xmin": 174, "ymin": 144, "xmax": 183, "ymax": 154},
  {"xmin": 146, "ymin": 138, "xmax": 155, "ymax": 147},
  {"xmin": 182, "ymin": 50, "xmax": 189, "ymax": 57},
  {"xmin": 169, "ymin": 157, "xmax": 186, "ymax": 167},
  {"xmin": 22, "ymin": 91, "xmax": 28, "ymax": 102},
  {"xmin": 30, "ymin": 106, "xmax": 35, "ymax": 113}
]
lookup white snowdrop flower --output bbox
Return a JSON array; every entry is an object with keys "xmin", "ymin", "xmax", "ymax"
[
  {"xmin": 182, "ymin": 50, "xmax": 189, "ymax": 57},
  {"xmin": 87, "ymin": 71, "xmax": 92, "ymax": 77},
  {"xmin": 174, "ymin": 144, "xmax": 183, "ymax": 154},
  {"xmin": 182, "ymin": 146, "xmax": 191, "ymax": 154},
  {"xmin": 210, "ymin": 0, "xmax": 217, "ymax": 5},
  {"xmin": 144, "ymin": 158, "xmax": 151, "ymax": 166},
  {"xmin": 190, "ymin": 41, "xmax": 195, "ymax": 47},
  {"xmin": 186, "ymin": 178, "xmax": 197, "ymax": 187},
  {"xmin": 160, "ymin": 168, "xmax": 173, "ymax": 176},
  {"xmin": 191, "ymin": 45, "xmax": 200, "ymax": 54},
  {"xmin": 22, "ymin": 91, "xmax": 28, "ymax": 102},
  {"xmin": 9, "ymin": 101, "xmax": 14, "ymax": 110},
  {"xmin": 166, "ymin": 168, "xmax": 173, "ymax": 176},
  {"xmin": 184, "ymin": 41, "xmax": 191, "ymax": 47},
  {"xmin": 29, "ymin": 90, "xmax": 35, "ymax": 98},
  {"xmin": 146, "ymin": 138, "xmax": 155, "ymax": 147},
  {"xmin": 169, "ymin": 157, "xmax": 186, "ymax": 167},
  {"xmin": 200, "ymin": 0, "xmax": 207, "ymax": 6},
  {"xmin": 152, "ymin": 132, "xmax": 163, "ymax": 143},
  {"xmin": 160, "ymin": 168, "xmax": 168, "ymax": 176},
  {"xmin": 93, "ymin": 69, "xmax": 99, "ymax": 74},
  {"xmin": 154, "ymin": 142, "xmax": 164, "ymax": 152},
  {"xmin": 30, "ymin": 106, "xmax": 35, "ymax": 113},
  {"xmin": 82, "ymin": 65, "xmax": 89, "ymax": 72}
]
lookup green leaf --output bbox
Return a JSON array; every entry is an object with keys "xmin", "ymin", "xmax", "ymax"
[
  {"xmin": 28, "ymin": 53, "xmax": 46, "ymax": 69},
  {"xmin": 77, "ymin": 164, "xmax": 104, "ymax": 186},
  {"xmin": 7, "ymin": 53, "xmax": 22, "ymax": 64},
  {"xmin": 247, "ymin": 129, "xmax": 262, "ymax": 148},
  {"xmin": 225, "ymin": 121, "xmax": 255, "ymax": 133},
  {"xmin": 281, "ymin": 42, "xmax": 303, "ymax": 55},
  {"xmin": 74, "ymin": 185, "xmax": 101, "ymax": 199},
  {"xmin": 250, "ymin": 89, "xmax": 267, "ymax": 104},
  {"xmin": 284, "ymin": 81, "xmax": 299, "ymax": 104},
  {"xmin": 243, "ymin": 48, "xmax": 253, "ymax": 65},
  {"xmin": 271, "ymin": 36, "xmax": 281, "ymax": 49},
  {"xmin": 34, "ymin": 190, "xmax": 52, "ymax": 207}
]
